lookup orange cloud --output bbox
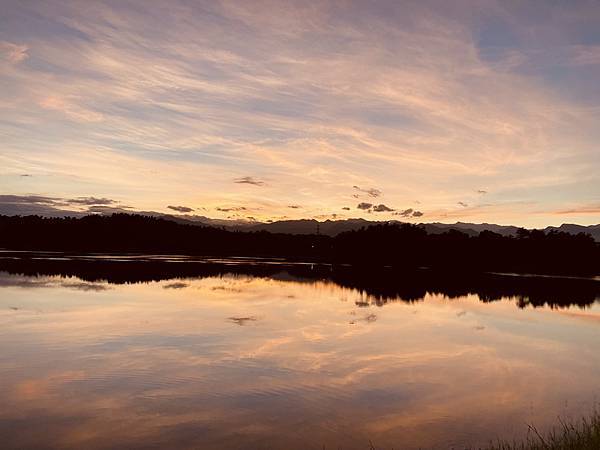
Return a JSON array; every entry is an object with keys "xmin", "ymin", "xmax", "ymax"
[{"xmin": 553, "ymin": 205, "xmax": 600, "ymax": 215}]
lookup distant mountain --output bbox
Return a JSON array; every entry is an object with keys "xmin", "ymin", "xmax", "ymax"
[
  {"xmin": 418, "ymin": 222, "xmax": 520, "ymax": 238},
  {"xmin": 231, "ymin": 219, "xmax": 599, "ymax": 241},
  {"xmin": 240, "ymin": 218, "xmax": 374, "ymax": 235},
  {"xmin": 73, "ymin": 213, "xmax": 600, "ymax": 242},
  {"xmin": 1, "ymin": 204, "xmax": 598, "ymax": 241},
  {"xmin": 161, "ymin": 214, "xmax": 256, "ymax": 228},
  {"xmin": 545, "ymin": 224, "xmax": 600, "ymax": 242},
  {"xmin": 224, "ymin": 218, "xmax": 598, "ymax": 242}
]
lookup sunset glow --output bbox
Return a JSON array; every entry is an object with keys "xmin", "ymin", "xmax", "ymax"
[{"xmin": 1, "ymin": 1, "xmax": 599, "ymax": 227}]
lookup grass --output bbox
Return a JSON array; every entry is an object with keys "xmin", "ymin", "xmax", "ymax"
[
  {"xmin": 477, "ymin": 410, "xmax": 600, "ymax": 450},
  {"xmin": 362, "ymin": 410, "xmax": 600, "ymax": 450}
]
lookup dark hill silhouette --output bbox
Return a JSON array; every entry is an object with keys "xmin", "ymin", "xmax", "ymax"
[
  {"xmin": 546, "ymin": 223, "xmax": 600, "ymax": 242},
  {"xmin": 239, "ymin": 218, "xmax": 372, "ymax": 235},
  {"xmin": 0, "ymin": 214, "xmax": 598, "ymax": 276},
  {"xmin": 421, "ymin": 222, "xmax": 521, "ymax": 237}
]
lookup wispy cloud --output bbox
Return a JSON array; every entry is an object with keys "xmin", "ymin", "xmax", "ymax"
[
  {"xmin": 86, "ymin": 205, "xmax": 132, "ymax": 214},
  {"xmin": 0, "ymin": 1, "xmax": 598, "ymax": 226},
  {"xmin": 570, "ymin": 45, "xmax": 600, "ymax": 66},
  {"xmin": 68, "ymin": 197, "xmax": 115, "ymax": 206},
  {"xmin": 216, "ymin": 206, "xmax": 248, "ymax": 212},
  {"xmin": 353, "ymin": 186, "xmax": 382, "ymax": 198},
  {"xmin": 0, "ymin": 195, "xmax": 61, "ymax": 205},
  {"xmin": 167, "ymin": 205, "xmax": 194, "ymax": 213},
  {"xmin": 553, "ymin": 204, "xmax": 600, "ymax": 215},
  {"xmin": 234, "ymin": 177, "xmax": 265, "ymax": 186},
  {"xmin": 39, "ymin": 95, "xmax": 104, "ymax": 123},
  {"xmin": 0, "ymin": 41, "xmax": 28, "ymax": 63}
]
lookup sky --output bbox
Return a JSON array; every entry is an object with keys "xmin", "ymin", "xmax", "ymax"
[{"xmin": 1, "ymin": 0, "xmax": 599, "ymax": 227}]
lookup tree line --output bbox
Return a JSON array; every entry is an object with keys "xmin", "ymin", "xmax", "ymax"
[{"xmin": 0, "ymin": 214, "xmax": 598, "ymax": 275}]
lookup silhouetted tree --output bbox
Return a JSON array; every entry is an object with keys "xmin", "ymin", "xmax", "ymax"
[{"xmin": 0, "ymin": 214, "xmax": 598, "ymax": 275}]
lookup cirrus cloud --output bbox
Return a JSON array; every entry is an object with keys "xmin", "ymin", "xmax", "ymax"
[{"xmin": 0, "ymin": 41, "xmax": 28, "ymax": 63}]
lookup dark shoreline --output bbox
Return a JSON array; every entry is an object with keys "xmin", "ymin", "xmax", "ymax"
[
  {"xmin": 2, "ymin": 214, "xmax": 600, "ymax": 277},
  {"xmin": 1, "ymin": 251, "xmax": 599, "ymax": 309}
]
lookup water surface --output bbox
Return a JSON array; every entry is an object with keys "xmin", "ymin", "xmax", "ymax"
[{"xmin": 0, "ymin": 257, "xmax": 599, "ymax": 450}]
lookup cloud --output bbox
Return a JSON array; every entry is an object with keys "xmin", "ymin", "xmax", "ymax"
[
  {"xmin": 163, "ymin": 282, "xmax": 189, "ymax": 289},
  {"xmin": 570, "ymin": 45, "xmax": 600, "ymax": 66},
  {"xmin": 353, "ymin": 186, "xmax": 382, "ymax": 198},
  {"xmin": 61, "ymin": 281, "xmax": 110, "ymax": 292},
  {"xmin": 167, "ymin": 205, "xmax": 194, "ymax": 213},
  {"xmin": 0, "ymin": 195, "xmax": 137, "ymax": 217},
  {"xmin": 392, "ymin": 208, "xmax": 423, "ymax": 218},
  {"xmin": 0, "ymin": 274, "xmax": 107, "ymax": 291},
  {"xmin": 372, "ymin": 204, "xmax": 394, "ymax": 212},
  {"xmin": 457, "ymin": 202, "xmax": 469, "ymax": 207},
  {"xmin": 234, "ymin": 176, "xmax": 265, "ymax": 186},
  {"xmin": 356, "ymin": 202, "xmax": 394, "ymax": 212},
  {"xmin": 216, "ymin": 206, "xmax": 247, "ymax": 212},
  {"xmin": 39, "ymin": 96, "xmax": 104, "ymax": 123},
  {"xmin": 0, "ymin": 195, "xmax": 61, "ymax": 205},
  {"xmin": 86, "ymin": 205, "xmax": 133, "ymax": 214},
  {"xmin": 68, "ymin": 197, "xmax": 116, "ymax": 206},
  {"xmin": 553, "ymin": 204, "xmax": 600, "ymax": 215},
  {"xmin": 394, "ymin": 208, "xmax": 413, "ymax": 217},
  {"xmin": 0, "ymin": 195, "xmax": 82, "ymax": 217},
  {"xmin": 314, "ymin": 213, "xmax": 338, "ymax": 219},
  {"xmin": 228, "ymin": 316, "xmax": 258, "ymax": 326},
  {"xmin": 0, "ymin": 41, "xmax": 28, "ymax": 63},
  {"xmin": 1, "ymin": 2, "xmax": 599, "ymax": 227}
]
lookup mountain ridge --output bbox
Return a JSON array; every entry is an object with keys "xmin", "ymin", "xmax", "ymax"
[{"xmin": 2, "ymin": 209, "xmax": 598, "ymax": 241}]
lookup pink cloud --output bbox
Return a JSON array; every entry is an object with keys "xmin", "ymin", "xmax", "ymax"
[{"xmin": 0, "ymin": 41, "xmax": 29, "ymax": 63}]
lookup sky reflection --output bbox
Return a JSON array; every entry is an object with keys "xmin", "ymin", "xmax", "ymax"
[{"xmin": 0, "ymin": 273, "xmax": 599, "ymax": 449}]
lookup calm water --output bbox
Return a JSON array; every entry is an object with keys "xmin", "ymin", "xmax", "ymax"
[{"xmin": 0, "ymin": 258, "xmax": 599, "ymax": 450}]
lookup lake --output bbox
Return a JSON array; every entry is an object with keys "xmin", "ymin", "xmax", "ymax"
[{"xmin": 0, "ymin": 254, "xmax": 599, "ymax": 449}]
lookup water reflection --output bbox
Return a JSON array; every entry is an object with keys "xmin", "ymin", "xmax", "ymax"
[
  {"xmin": 0, "ymin": 256, "xmax": 599, "ymax": 450},
  {"xmin": 1, "ymin": 252, "xmax": 599, "ymax": 309}
]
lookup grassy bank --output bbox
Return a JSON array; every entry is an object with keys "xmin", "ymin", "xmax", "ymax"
[
  {"xmin": 477, "ymin": 410, "xmax": 600, "ymax": 450},
  {"xmin": 362, "ymin": 410, "xmax": 600, "ymax": 450}
]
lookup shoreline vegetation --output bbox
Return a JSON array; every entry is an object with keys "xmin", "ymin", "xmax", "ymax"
[
  {"xmin": 364, "ymin": 410, "xmax": 600, "ymax": 450},
  {"xmin": 469, "ymin": 410, "xmax": 600, "ymax": 450},
  {"xmin": 1, "ymin": 213, "xmax": 599, "ymax": 276}
]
